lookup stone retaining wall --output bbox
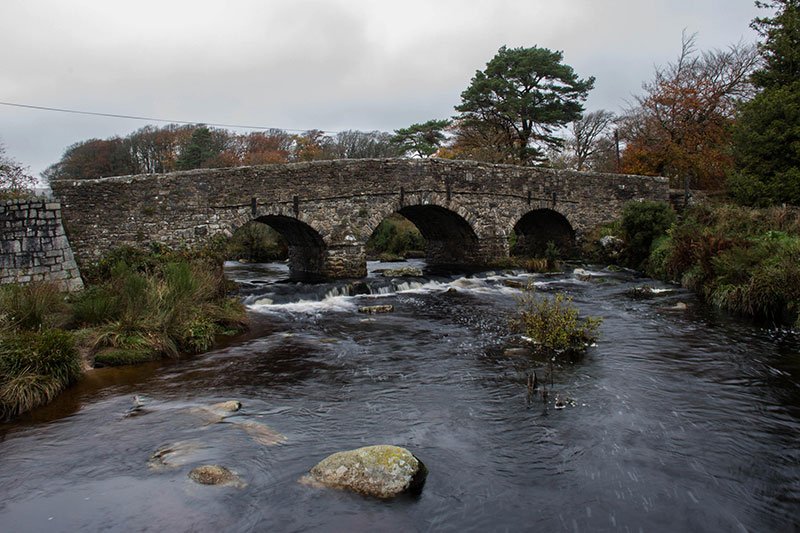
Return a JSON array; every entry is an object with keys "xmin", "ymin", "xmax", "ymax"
[{"xmin": 0, "ymin": 199, "xmax": 83, "ymax": 291}]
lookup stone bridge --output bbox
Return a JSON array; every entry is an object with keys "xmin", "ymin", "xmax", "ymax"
[{"xmin": 51, "ymin": 159, "xmax": 668, "ymax": 279}]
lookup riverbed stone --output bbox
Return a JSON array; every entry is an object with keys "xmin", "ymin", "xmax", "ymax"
[
  {"xmin": 209, "ymin": 400, "xmax": 242, "ymax": 412},
  {"xmin": 358, "ymin": 304, "xmax": 394, "ymax": 314},
  {"xmin": 382, "ymin": 267, "xmax": 423, "ymax": 278},
  {"xmin": 188, "ymin": 465, "xmax": 244, "ymax": 487},
  {"xmin": 301, "ymin": 445, "xmax": 427, "ymax": 499}
]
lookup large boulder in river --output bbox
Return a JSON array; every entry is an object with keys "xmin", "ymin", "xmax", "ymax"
[{"xmin": 301, "ymin": 445, "xmax": 427, "ymax": 499}]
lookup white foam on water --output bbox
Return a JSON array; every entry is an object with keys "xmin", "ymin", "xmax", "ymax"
[{"xmin": 249, "ymin": 295, "xmax": 357, "ymax": 315}]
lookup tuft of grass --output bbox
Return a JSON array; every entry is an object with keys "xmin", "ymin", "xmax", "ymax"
[
  {"xmin": 0, "ymin": 282, "xmax": 68, "ymax": 332},
  {"xmin": 0, "ymin": 329, "xmax": 81, "ymax": 420}
]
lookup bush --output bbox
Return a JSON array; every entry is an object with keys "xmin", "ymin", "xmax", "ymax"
[
  {"xmin": 512, "ymin": 285, "xmax": 601, "ymax": 356},
  {"xmin": 620, "ymin": 201, "xmax": 676, "ymax": 270},
  {"xmin": 0, "ymin": 329, "xmax": 81, "ymax": 420}
]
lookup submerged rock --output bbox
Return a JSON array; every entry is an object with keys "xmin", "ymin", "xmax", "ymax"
[
  {"xmin": 190, "ymin": 400, "xmax": 243, "ymax": 423},
  {"xmin": 358, "ymin": 304, "xmax": 394, "ymax": 314},
  {"xmin": 301, "ymin": 444, "xmax": 427, "ymax": 499},
  {"xmin": 148, "ymin": 441, "xmax": 203, "ymax": 470},
  {"xmin": 188, "ymin": 465, "xmax": 244, "ymax": 487},
  {"xmin": 236, "ymin": 420, "xmax": 286, "ymax": 445},
  {"xmin": 503, "ymin": 347, "xmax": 531, "ymax": 357},
  {"xmin": 382, "ymin": 267, "xmax": 423, "ymax": 278}
]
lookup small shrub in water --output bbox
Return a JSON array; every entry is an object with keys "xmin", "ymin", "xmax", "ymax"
[{"xmin": 512, "ymin": 285, "xmax": 601, "ymax": 357}]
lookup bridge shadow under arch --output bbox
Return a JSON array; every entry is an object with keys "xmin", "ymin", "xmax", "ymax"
[
  {"xmin": 512, "ymin": 209, "xmax": 575, "ymax": 257},
  {"xmin": 395, "ymin": 205, "xmax": 480, "ymax": 266},
  {"xmin": 254, "ymin": 215, "xmax": 326, "ymax": 279}
]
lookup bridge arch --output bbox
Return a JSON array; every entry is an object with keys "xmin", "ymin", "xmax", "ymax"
[
  {"xmin": 242, "ymin": 215, "xmax": 326, "ymax": 279},
  {"xmin": 512, "ymin": 208, "xmax": 576, "ymax": 257},
  {"xmin": 367, "ymin": 199, "xmax": 483, "ymax": 266},
  {"xmin": 397, "ymin": 205, "xmax": 480, "ymax": 265}
]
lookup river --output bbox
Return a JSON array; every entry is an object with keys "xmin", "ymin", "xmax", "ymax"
[{"xmin": 1, "ymin": 260, "xmax": 799, "ymax": 532}]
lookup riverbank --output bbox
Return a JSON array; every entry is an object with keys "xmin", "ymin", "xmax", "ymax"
[
  {"xmin": 646, "ymin": 203, "xmax": 800, "ymax": 327},
  {"xmin": 0, "ymin": 245, "xmax": 247, "ymax": 420}
]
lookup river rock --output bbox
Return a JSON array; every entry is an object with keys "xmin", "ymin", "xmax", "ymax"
[
  {"xmin": 502, "ymin": 279, "xmax": 525, "ymax": 289},
  {"xmin": 382, "ymin": 267, "xmax": 423, "ymax": 278},
  {"xmin": 301, "ymin": 445, "xmax": 427, "ymax": 499},
  {"xmin": 358, "ymin": 304, "xmax": 394, "ymax": 314},
  {"xmin": 210, "ymin": 400, "xmax": 242, "ymax": 412},
  {"xmin": 503, "ymin": 347, "xmax": 531, "ymax": 357},
  {"xmin": 188, "ymin": 465, "xmax": 244, "ymax": 487},
  {"xmin": 148, "ymin": 441, "xmax": 203, "ymax": 470},
  {"xmin": 626, "ymin": 285, "xmax": 656, "ymax": 299},
  {"xmin": 599, "ymin": 235, "xmax": 625, "ymax": 259}
]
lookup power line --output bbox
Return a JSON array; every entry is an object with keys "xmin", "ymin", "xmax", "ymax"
[{"xmin": 0, "ymin": 100, "xmax": 340, "ymax": 134}]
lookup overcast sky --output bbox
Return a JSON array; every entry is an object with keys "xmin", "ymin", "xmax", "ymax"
[{"xmin": 1, "ymin": 0, "xmax": 763, "ymax": 177}]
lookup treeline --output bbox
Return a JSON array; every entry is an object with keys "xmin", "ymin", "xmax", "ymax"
[{"xmin": 43, "ymin": 126, "xmax": 403, "ymax": 181}]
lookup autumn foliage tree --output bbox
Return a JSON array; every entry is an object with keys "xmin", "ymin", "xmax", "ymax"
[{"xmin": 619, "ymin": 33, "xmax": 758, "ymax": 189}]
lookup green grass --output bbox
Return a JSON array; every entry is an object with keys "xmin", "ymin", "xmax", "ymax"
[
  {"xmin": 0, "ymin": 282, "xmax": 68, "ymax": 332},
  {"xmin": 82, "ymin": 255, "xmax": 247, "ymax": 366}
]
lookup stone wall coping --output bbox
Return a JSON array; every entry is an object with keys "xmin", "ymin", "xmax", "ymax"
[{"xmin": 49, "ymin": 158, "xmax": 669, "ymax": 187}]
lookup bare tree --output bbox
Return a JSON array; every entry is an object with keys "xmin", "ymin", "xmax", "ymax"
[{"xmin": 0, "ymin": 143, "xmax": 37, "ymax": 199}]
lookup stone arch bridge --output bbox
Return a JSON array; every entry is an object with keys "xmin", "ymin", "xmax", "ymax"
[{"xmin": 52, "ymin": 159, "xmax": 668, "ymax": 279}]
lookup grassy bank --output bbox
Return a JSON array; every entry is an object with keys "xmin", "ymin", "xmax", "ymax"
[
  {"xmin": 0, "ymin": 245, "xmax": 247, "ymax": 420},
  {"xmin": 647, "ymin": 204, "xmax": 800, "ymax": 327}
]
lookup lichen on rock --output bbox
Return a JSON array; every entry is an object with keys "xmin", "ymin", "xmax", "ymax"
[{"xmin": 301, "ymin": 444, "xmax": 427, "ymax": 499}]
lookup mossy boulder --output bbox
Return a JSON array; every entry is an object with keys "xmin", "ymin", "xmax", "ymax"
[
  {"xmin": 302, "ymin": 445, "xmax": 427, "ymax": 499},
  {"xmin": 188, "ymin": 465, "xmax": 244, "ymax": 487}
]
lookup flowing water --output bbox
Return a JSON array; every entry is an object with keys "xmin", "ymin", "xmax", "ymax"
[{"xmin": 1, "ymin": 260, "xmax": 799, "ymax": 532}]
